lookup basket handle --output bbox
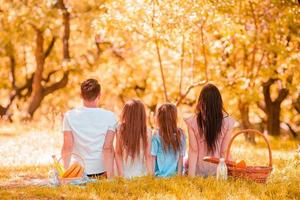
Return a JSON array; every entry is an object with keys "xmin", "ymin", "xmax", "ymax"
[
  {"xmin": 225, "ymin": 129, "xmax": 272, "ymax": 167},
  {"xmin": 58, "ymin": 153, "xmax": 86, "ymax": 168}
]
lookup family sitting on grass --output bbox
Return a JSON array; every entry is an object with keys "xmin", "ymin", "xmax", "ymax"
[{"xmin": 61, "ymin": 79, "xmax": 235, "ymax": 179}]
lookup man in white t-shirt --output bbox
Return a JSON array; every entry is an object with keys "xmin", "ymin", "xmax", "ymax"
[{"xmin": 62, "ymin": 79, "xmax": 117, "ymax": 178}]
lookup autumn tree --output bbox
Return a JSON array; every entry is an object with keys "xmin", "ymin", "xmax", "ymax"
[
  {"xmin": 1, "ymin": 0, "xmax": 107, "ymax": 118},
  {"xmin": 0, "ymin": 3, "xmax": 34, "ymax": 119},
  {"xmin": 1, "ymin": 0, "xmax": 300, "ymax": 137},
  {"xmin": 209, "ymin": 0, "xmax": 300, "ymax": 136}
]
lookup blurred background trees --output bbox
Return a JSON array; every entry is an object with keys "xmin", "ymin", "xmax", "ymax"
[{"xmin": 0, "ymin": 0, "xmax": 299, "ymax": 138}]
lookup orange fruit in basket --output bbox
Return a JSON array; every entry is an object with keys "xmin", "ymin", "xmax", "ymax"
[
  {"xmin": 63, "ymin": 162, "xmax": 84, "ymax": 178},
  {"xmin": 235, "ymin": 160, "xmax": 247, "ymax": 169}
]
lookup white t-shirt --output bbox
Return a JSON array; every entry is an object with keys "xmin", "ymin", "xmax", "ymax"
[{"xmin": 63, "ymin": 106, "xmax": 117, "ymax": 175}]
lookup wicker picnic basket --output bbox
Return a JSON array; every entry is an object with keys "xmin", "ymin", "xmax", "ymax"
[
  {"xmin": 57, "ymin": 153, "xmax": 85, "ymax": 185},
  {"xmin": 225, "ymin": 129, "xmax": 273, "ymax": 183}
]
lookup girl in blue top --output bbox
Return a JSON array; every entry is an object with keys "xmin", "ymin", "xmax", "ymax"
[{"xmin": 151, "ymin": 103, "xmax": 186, "ymax": 177}]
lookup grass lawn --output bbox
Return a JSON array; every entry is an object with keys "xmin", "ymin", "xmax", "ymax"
[
  {"xmin": 0, "ymin": 125, "xmax": 299, "ymax": 199},
  {"xmin": 1, "ymin": 167, "xmax": 300, "ymax": 199}
]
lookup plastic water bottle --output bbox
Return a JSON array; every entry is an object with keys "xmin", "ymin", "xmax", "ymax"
[
  {"xmin": 216, "ymin": 158, "xmax": 228, "ymax": 180},
  {"xmin": 48, "ymin": 169, "xmax": 60, "ymax": 186}
]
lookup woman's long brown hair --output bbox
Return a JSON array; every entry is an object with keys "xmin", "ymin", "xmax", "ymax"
[
  {"xmin": 117, "ymin": 99, "xmax": 148, "ymax": 162},
  {"xmin": 156, "ymin": 103, "xmax": 182, "ymax": 153}
]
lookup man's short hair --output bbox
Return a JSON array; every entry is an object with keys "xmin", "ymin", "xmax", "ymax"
[{"xmin": 81, "ymin": 79, "xmax": 101, "ymax": 101}]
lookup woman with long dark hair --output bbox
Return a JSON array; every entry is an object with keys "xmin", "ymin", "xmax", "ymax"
[
  {"xmin": 115, "ymin": 99, "xmax": 152, "ymax": 178},
  {"xmin": 185, "ymin": 84, "xmax": 235, "ymax": 177}
]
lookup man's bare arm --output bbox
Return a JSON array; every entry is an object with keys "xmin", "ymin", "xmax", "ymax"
[
  {"xmin": 61, "ymin": 131, "xmax": 74, "ymax": 168},
  {"xmin": 103, "ymin": 130, "xmax": 115, "ymax": 178}
]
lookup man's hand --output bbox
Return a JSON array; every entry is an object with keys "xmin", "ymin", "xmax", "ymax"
[
  {"xmin": 61, "ymin": 131, "xmax": 74, "ymax": 168},
  {"xmin": 103, "ymin": 130, "xmax": 115, "ymax": 178}
]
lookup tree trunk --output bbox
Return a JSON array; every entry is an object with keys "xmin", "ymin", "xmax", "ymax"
[
  {"xmin": 261, "ymin": 78, "xmax": 289, "ymax": 136},
  {"xmin": 0, "ymin": 55, "xmax": 17, "ymax": 118},
  {"xmin": 27, "ymin": 15, "xmax": 70, "ymax": 118},
  {"xmin": 27, "ymin": 91, "xmax": 44, "ymax": 117},
  {"xmin": 27, "ymin": 28, "xmax": 69, "ymax": 117},
  {"xmin": 57, "ymin": 0, "xmax": 70, "ymax": 60},
  {"xmin": 294, "ymin": 94, "xmax": 300, "ymax": 114},
  {"xmin": 27, "ymin": 30, "xmax": 45, "ymax": 117},
  {"xmin": 265, "ymin": 102, "xmax": 281, "ymax": 136},
  {"xmin": 0, "ymin": 48, "xmax": 33, "ymax": 119},
  {"xmin": 238, "ymin": 99, "xmax": 255, "ymax": 143},
  {"xmin": 0, "ymin": 106, "xmax": 8, "ymax": 119}
]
